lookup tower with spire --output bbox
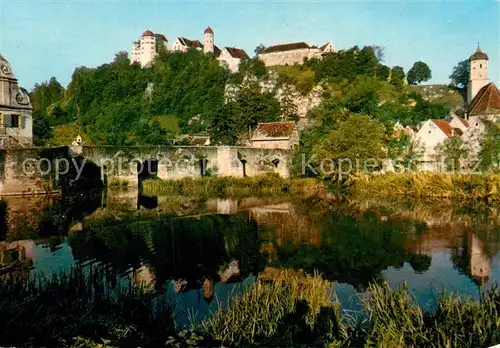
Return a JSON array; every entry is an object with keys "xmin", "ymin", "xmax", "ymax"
[
  {"xmin": 203, "ymin": 26, "xmax": 214, "ymax": 54},
  {"xmin": 467, "ymin": 44, "xmax": 489, "ymax": 104}
]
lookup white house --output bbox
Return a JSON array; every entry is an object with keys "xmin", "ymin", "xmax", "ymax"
[
  {"xmin": 258, "ymin": 41, "xmax": 335, "ymax": 67},
  {"xmin": 131, "ymin": 30, "xmax": 168, "ymax": 67},
  {"xmin": 250, "ymin": 122, "xmax": 299, "ymax": 149},
  {"xmin": 218, "ymin": 47, "xmax": 250, "ymax": 73},
  {"xmin": 172, "ymin": 37, "xmax": 205, "ymax": 52},
  {"xmin": 414, "ymin": 119, "xmax": 461, "ymax": 169},
  {"xmin": 172, "ymin": 27, "xmax": 249, "ymax": 73},
  {"xmin": 0, "ymin": 53, "xmax": 33, "ymax": 148}
]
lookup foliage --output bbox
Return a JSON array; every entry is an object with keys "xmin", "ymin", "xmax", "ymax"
[
  {"xmin": 49, "ymin": 123, "xmax": 92, "ymax": 146},
  {"xmin": 254, "ymin": 44, "xmax": 266, "ymax": 55},
  {"xmin": 352, "ymin": 172, "xmax": 500, "ymax": 201},
  {"xmin": 238, "ymin": 57, "xmax": 266, "ymax": 78},
  {"xmin": 311, "ymin": 114, "xmax": 386, "ymax": 177},
  {"xmin": 202, "ymin": 273, "xmax": 344, "ymax": 346},
  {"xmin": 389, "ymin": 66, "xmax": 406, "ymax": 89},
  {"xmin": 435, "ymin": 136, "xmax": 468, "ymax": 171},
  {"xmin": 449, "ymin": 59, "xmax": 470, "ymax": 89},
  {"xmin": 407, "ymin": 61, "xmax": 432, "ymax": 85},
  {"xmin": 273, "ymin": 65, "xmax": 316, "ymax": 95},
  {"xmin": 207, "ymin": 82, "xmax": 280, "ymax": 144},
  {"xmin": 478, "ymin": 122, "xmax": 500, "ymax": 172},
  {"xmin": 142, "ymin": 174, "xmax": 325, "ymax": 198},
  {"xmin": 0, "ymin": 267, "xmax": 176, "ymax": 347},
  {"xmin": 32, "ymin": 110, "xmax": 53, "ymax": 146},
  {"xmin": 305, "ymin": 45, "xmax": 380, "ymax": 82}
]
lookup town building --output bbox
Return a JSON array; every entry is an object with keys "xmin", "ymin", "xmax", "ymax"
[
  {"xmin": 131, "ymin": 30, "xmax": 169, "ymax": 67},
  {"xmin": 250, "ymin": 122, "xmax": 299, "ymax": 149},
  {"xmin": 414, "ymin": 119, "xmax": 462, "ymax": 169},
  {"xmin": 257, "ymin": 41, "xmax": 335, "ymax": 67},
  {"xmin": 467, "ymin": 45, "xmax": 489, "ymax": 105},
  {"xmin": 0, "ymin": 53, "xmax": 33, "ymax": 148},
  {"xmin": 171, "ymin": 27, "xmax": 249, "ymax": 73}
]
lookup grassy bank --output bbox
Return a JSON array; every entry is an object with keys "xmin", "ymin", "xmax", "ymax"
[
  {"xmin": 1, "ymin": 268, "xmax": 500, "ymax": 347},
  {"xmin": 352, "ymin": 173, "xmax": 500, "ymax": 201},
  {"xmin": 142, "ymin": 173, "xmax": 325, "ymax": 198}
]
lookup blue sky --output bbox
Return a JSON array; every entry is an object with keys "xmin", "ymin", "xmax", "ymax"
[{"xmin": 0, "ymin": 0, "xmax": 498, "ymax": 90}]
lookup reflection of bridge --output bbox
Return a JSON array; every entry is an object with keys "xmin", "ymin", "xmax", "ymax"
[{"xmin": 0, "ymin": 145, "xmax": 292, "ymax": 195}]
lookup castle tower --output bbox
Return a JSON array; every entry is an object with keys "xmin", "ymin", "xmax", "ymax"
[
  {"xmin": 467, "ymin": 44, "xmax": 489, "ymax": 104},
  {"xmin": 204, "ymin": 26, "xmax": 214, "ymax": 54}
]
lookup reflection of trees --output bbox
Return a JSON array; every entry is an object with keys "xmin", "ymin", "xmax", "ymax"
[
  {"xmin": 272, "ymin": 214, "xmax": 426, "ymax": 290},
  {"xmin": 68, "ymin": 213, "xmax": 266, "ymax": 293}
]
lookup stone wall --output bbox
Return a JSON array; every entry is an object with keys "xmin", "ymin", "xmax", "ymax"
[
  {"xmin": 0, "ymin": 147, "xmax": 70, "ymax": 195},
  {"xmin": 80, "ymin": 145, "xmax": 292, "ymax": 187}
]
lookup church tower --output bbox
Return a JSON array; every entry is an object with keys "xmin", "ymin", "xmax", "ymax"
[
  {"xmin": 203, "ymin": 26, "xmax": 214, "ymax": 54},
  {"xmin": 467, "ymin": 45, "xmax": 489, "ymax": 104}
]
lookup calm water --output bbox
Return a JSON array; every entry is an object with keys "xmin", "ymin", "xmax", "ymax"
[{"xmin": 1, "ymin": 189, "xmax": 499, "ymax": 326}]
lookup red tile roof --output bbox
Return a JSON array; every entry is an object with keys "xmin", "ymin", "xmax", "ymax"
[
  {"xmin": 431, "ymin": 119, "xmax": 453, "ymax": 137},
  {"xmin": 142, "ymin": 30, "xmax": 155, "ymax": 37},
  {"xmin": 252, "ymin": 122, "xmax": 295, "ymax": 140},
  {"xmin": 468, "ymin": 83, "xmax": 500, "ymax": 116},
  {"xmin": 261, "ymin": 42, "xmax": 310, "ymax": 54},
  {"xmin": 455, "ymin": 116, "xmax": 469, "ymax": 128},
  {"xmin": 469, "ymin": 46, "xmax": 489, "ymax": 61},
  {"xmin": 224, "ymin": 47, "xmax": 249, "ymax": 59},
  {"xmin": 179, "ymin": 37, "xmax": 203, "ymax": 48}
]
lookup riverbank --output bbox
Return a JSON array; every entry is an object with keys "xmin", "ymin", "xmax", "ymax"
[
  {"xmin": 352, "ymin": 173, "xmax": 500, "ymax": 201},
  {"xmin": 1, "ymin": 268, "xmax": 499, "ymax": 347},
  {"xmin": 141, "ymin": 174, "xmax": 326, "ymax": 198}
]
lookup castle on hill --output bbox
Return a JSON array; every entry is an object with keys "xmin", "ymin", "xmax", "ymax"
[
  {"xmin": 131, "ymin": 26, "xmax": 336, "ymax": 71},
  {"xmin": 131, "ymin": 27, "xmax": 249, "ymax": 72}
]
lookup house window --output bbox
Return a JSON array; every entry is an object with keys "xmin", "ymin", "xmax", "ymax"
[
  {"xmin": 428, "ymin": 130, "xmax": 431, "ymax": 134},
  {"xmin": 480, "ymin": 64, "xmax": 483, "ymax": 68},
  {"xmin": 11, "ymin": 114, "xmax": 20, "ymax": 128}
]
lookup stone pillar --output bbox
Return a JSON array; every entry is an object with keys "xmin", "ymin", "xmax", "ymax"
[{"xmin": 216, "ymin": 146, "xmax": 242, "ymax": 177}]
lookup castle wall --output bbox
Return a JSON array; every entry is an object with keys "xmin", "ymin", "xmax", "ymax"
[{"xmin": 258, "ymin": 48, "xmax": 321, "ymax": 67}]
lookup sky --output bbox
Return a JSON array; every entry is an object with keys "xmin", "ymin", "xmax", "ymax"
[{"xmin": 0, "ymin": 0, "xmax": 499, "ymax": 90}]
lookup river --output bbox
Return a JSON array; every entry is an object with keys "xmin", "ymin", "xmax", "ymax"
[{"xmin": 1, "ymin": 189, "xmax": 499, "ymax": 326}]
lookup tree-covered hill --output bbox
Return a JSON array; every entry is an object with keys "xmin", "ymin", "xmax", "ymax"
[{"xmin": 30, "ymin": 46, "xmax": 456, "ymax": 149}]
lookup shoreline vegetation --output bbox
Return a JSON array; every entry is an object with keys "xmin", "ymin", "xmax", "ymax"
[
  {"xmin": 1, "ymin": 268, "xmax": 499, "ymax": 347},
  {"xmin": 140, "ymin": 172, "xmax": 500, "ymax": 202},
  {"xmin": 141, "ymin": 174, "xmax": 326, "ymax": 198},
  {"xmin": 352, "ymin": 172, "xmax": 500, "ymax": 201}
]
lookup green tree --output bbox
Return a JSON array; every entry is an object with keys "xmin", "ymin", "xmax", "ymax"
[
  {"xmin": 436, "ymin": 136, "xmax": 468, "ymax": 171},
  {"xmin": 449, "ymin": 59, "xmax": 470, "ymax": 89},
  {"xmin": 312, "ymin": 114, "xmax": 386, "ymax": 178},
  {"xmin": 407, "ymin": 61, "xmax": 432, "ymax": 85},
  {"xmin": 478, "ymin": 123, "xmax": 500, "ymax": 172},
  {"xmin": 389, "ymin": 66, "xmax": 406, "ymax": 89},
  {"xmin": 254, "ymin": 44, "xmax": 266, "ymax": 55},
  {"xmin": 32, "ymin": 110, "xmax": 53, "ymax": 146},
  {"xmin": 279, "ymin": 85, "xmax": 299, "ymax": 121}
]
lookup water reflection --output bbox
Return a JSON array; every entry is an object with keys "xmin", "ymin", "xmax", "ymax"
[{"xmin": 1, "ymin": 189, "xmax": 500, "ymax": 323}]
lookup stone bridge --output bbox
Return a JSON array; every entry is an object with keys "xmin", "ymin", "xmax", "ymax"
[{"xmin": 0, "ymin": 145, "xmax": 293, "ymax": 195}]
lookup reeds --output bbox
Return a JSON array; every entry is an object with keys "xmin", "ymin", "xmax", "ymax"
[
  {"xmin": 353, "ymin": 173, "xmax": 500, "ymax": 201},
  {"xmin": 2, "ymin": 269, "xmax": 500, "ymax": 347},
  {"xmin": 142, "ymin": 173, "xmax": 325, "ymax": 198},
  {"xmin": 201, "ymin": 272, "xmax": 345, "ymax": 346},
  {"xmin": 0, "ymin": 267, "xmax": 176, "ymax": 347}
]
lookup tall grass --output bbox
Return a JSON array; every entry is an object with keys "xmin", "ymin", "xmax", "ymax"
[
  {"xmin": 201, "ymin": 272, "xmax": 346, "ymax": 346},
  {"xmin": 142, "ymin": 173, "xmax": 325, "ymax": 198},
  {"xmin": 353, "ymin": 173, "xmax": 500, "ymax": 201},
  {"xmin": 2, "ymin": 269, "xmax": 500, "ymax": 347},
  {"xmin": 0, "ymin": 267, "xmax": 176, "ymax": 347}
]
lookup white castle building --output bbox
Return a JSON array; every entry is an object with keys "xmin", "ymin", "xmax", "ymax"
[
  {"xmin": 258, "ymin": 41, "xmax": 335, "ymax": 67},
  {"xmin": 467, "ymin": 45, "xmax": 489, "ymax": 105},
  {"xmin": 132, "ymin": 27, "xmax": 249, "ymax": 73},
  {"xmin": 0, "ymin": 53, "xmax": 33, "ymax": 148},
  {"xmin": 131, "ymin": 30, "xmax": 169, "ymax": 67}
]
